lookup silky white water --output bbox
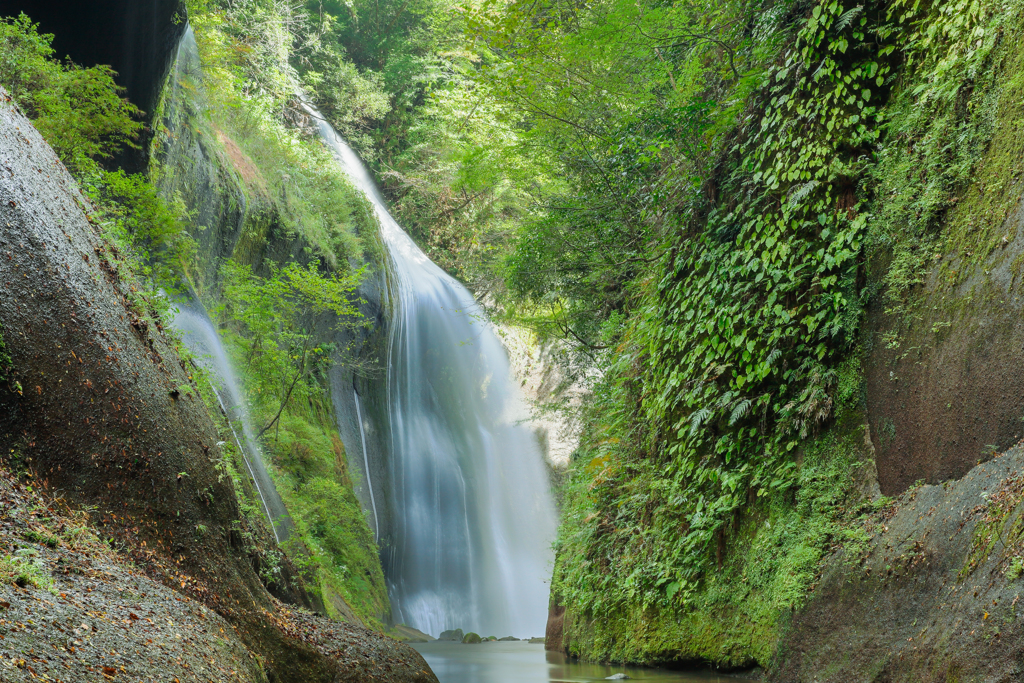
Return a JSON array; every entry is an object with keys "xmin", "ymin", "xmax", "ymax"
[
  {"xmin": 170, "ymin": 304, "xmax": 294, "ymax": 543},
  {"xmin": 353, "ymin": 389, "xmax": 380, "ymax": 541},
  {"xmin": 307, "ymin": 107, "xmax": 558, "ymax": 638}
]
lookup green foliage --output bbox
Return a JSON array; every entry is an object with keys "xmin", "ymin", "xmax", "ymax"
[
  {"xmin": 218, "ymin": 259, "xmax": 364, "ymax": 440},
  {"xmin": 178, "ymin": 4, "xmax": 382, "ymax": 270},
  {"xmin": 22, "ymin": 529, "xmax": 58, "ymax": 548},
  {"xmin": 181, "ymin": 0, "xmax": 392, "ymax": 627},
  {"xmin": 554, "ymin": 409, "xmax": 871, "ymax": 665},
  {"xmin": 483, "ymin": 0, "xmax": 901, "ymax": 634},
  {"xmin": 621, "ymin": 0, "xmax": 897, "ymax": 583},
  {"xmin": 530, "ymin": 0, "xmax": 1024, "ymax": 665},
  {"xmin": 0, "ymin": 13, "xmax": 143, "ymax": 171},
  {"xmin": 86, "ymin": 169, "xmax": 197, "ymax": 293},
  {"xmin": 0, "ymin": 11, "xmax": 191, "ymax": 327},
  {"xmin": 1007, "ymin": 556, "xmax": 1024, "ymax": 581},
  {"xmin": 0, "ymin": 550, "xmax": 55, "ymax": 592},
  {"xmin": 867, "ymin": 0, "xmax": 1024, "ymax": 314},
  {"xmin": 270, "ymin": 413, "xmax": 389, "ymax": 626}
]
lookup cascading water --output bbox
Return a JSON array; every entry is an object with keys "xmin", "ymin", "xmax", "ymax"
[
  {"xmin": 171, "ymin": 304, "xmax": 294, "ymax": 543},
  {"xmin": 307, "ymin": 108, "xmax": 558, "ymax": 638},
  {"xmin": 353, "ymin": 389, "xmax": 380, "ymax": 541}
]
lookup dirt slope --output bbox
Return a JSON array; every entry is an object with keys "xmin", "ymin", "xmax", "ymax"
[{"xmin": 0, "ymin": 467, "xmax": 268, "ymax": 682}]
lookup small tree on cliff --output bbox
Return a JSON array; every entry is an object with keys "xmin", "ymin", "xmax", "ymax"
[{"xmin": 218, "ymin": 259, "xmax": 366, "ymax": 442}]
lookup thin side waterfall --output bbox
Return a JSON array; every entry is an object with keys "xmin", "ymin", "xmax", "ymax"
[
  {"xmin": 307, "ymin": 106, "xmax": 558, "ymax": 638},
  {"xmin": 214, "ymin": 382, "xmax": 279, "ymax": 543},
  {"xmin": 170, "ymin": 305, "xmax": 294, "ymax": 543},
  {"xmin": 353, "ymin": 389, "xmax": 380, "ymax": 540}
]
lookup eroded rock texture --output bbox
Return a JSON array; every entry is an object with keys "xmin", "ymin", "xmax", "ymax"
[{"xmin": 774, "ymin": 446, "xmax": 1024, "ymax": 682}]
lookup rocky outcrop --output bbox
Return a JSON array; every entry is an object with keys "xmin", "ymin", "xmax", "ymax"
[
  {"xmin": 0, "ymin": 90, "xmax": 436, "ymax": 682},
  {"xmin": 545, "ymin": 605, "xmax": 566, "ymax": 652},
  {"xmin": 772, "ymin": 445, "xmax": 1024, "ymax": 681},
  {"xmin": 438, "ymin": 628, "xmax": 464, "ymax": 642}
]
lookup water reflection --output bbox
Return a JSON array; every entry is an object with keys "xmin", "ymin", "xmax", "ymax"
[{"xmin": 412, "ymin": 642, "xmax": 742, "ymax": 683}]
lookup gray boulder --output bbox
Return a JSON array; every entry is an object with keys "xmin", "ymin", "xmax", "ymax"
[{"xmin": 438, "ymin": 629, "xmax": 464, "ymax": 642}]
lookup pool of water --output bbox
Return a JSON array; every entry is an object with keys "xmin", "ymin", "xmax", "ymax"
[{"xmin": 412, "ymin": 642, "xmax": 743, "ymax": 683}]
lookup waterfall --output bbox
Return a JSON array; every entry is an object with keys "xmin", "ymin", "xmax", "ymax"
[
  {"xmin": 170, "ymin": 304, "xmax": 294, "ymax": 543},
  {"xmin": 353, "ymin": 389, "xmax": 380, "ymax": 541},
  {"xmin": 307, "ymin": 108, "xmax": 558, "ymax": 638}
]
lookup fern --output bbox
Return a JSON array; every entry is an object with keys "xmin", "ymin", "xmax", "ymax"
[
  {"xmin": 833, "ymin": 5, "xmax": 864, "ymax": 31},
  {"xmin": 729, "ymin": 399, "xmax": 752, "ymax": 426}
]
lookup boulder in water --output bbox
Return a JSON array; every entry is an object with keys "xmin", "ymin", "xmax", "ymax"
[
  {"xmin": 438, "ymin": 629, "xmax": 464, "ymax": 642},
  {"xmin": 462, "ymin": 632, "xmax": 482, "ymax": 644},
  {"xmin": 606, "ymin": 675, "xmax": 631, "ymax": 680}
]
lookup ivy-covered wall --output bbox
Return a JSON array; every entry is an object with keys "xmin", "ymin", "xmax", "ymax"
[{"xmin": 547, "ymin": 0, "xmax": 1024, "ymax": 671}]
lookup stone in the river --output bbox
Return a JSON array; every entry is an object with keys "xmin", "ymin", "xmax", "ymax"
[
  {"xmin": 438, "ymin": 629, "xmax": 464, "ymax": 642},
  {"xmin": 605, "ymin": 675, "xmax": 631, "ymax": 680},
  {"xmin": 462, "ymin": 632, "xmax": 482, "ymax": 644}
]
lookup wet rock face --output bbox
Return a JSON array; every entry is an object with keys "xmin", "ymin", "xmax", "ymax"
[
  {"xmin": 773, "ymin": 446, "xmax": 1024, "ymax": 682},
  {"xmin": 864, "ymin": 200, "xmax": 1024, "ymax": 496},
  {"xmin": 4, "ymin": 0, "xmax": 187, "ymax": 118},
  {"xmin": 0, "ymin": 92, "xmax": 438, "ymax": 683}
]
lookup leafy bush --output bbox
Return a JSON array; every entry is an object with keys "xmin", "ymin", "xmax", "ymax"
[
  {"xmin": 0, "ymin": 550, "xmax": 54, "ymax": 592},
  {"xmin": 85, "ymin": 169, "xmax": 196, "ymax": 292},
  {"xmin": 0, "ymin": 13, "xmax": 143, "ymax": 171},
  {"xmin": 218, "ymin": 259, "xmax": 365, "ymax": 440}
]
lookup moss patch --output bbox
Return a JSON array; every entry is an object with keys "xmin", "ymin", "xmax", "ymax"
[
  {"xmin": 867, "ymin": 0, "xmax": 1024, "ymax": 318},
  {"xmin": 555, "ymin": 404, "xmax": 876, "ymax": 667},
  {"xmin": 269, "ymin": 409, "xmax": 390, "ymax": 629},
  {"xmin": 960, "ymin": 471, "xmax": 1024, "ymax": 580}
]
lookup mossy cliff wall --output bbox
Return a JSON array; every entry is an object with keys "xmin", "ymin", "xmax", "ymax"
[
  {"xmin": 547, "ymin": 1, "xmax": 1024, "ymax": 679},
  {"xmin": 864, "ymin": 37, "xmax": 1024, "ymax": 494},
  {"xmin": 151, "ymin": 26, "xmax": 396, "ymax": 625}
]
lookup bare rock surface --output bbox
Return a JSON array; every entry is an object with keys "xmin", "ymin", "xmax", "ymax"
[
  {"xmin": 864, "ymin": 195, "xmax": 1024, "ymax": 496},
  {"xmin": 773, "ymin": 445, "xmax": 1024, "ymax": 682}
]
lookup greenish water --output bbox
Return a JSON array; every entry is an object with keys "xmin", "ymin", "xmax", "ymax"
[{"xmin": 412, "ymin": 642, "xmax": 744, "ymax": 683}]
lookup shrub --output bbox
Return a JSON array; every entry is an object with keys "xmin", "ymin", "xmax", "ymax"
[
  {"xmin": 0, "ymin": 13, "xmax": 143, "ymax": 171},
  {"xmin": 0, "ymin": 550, "xmax": 55, "ymax": 592}
]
